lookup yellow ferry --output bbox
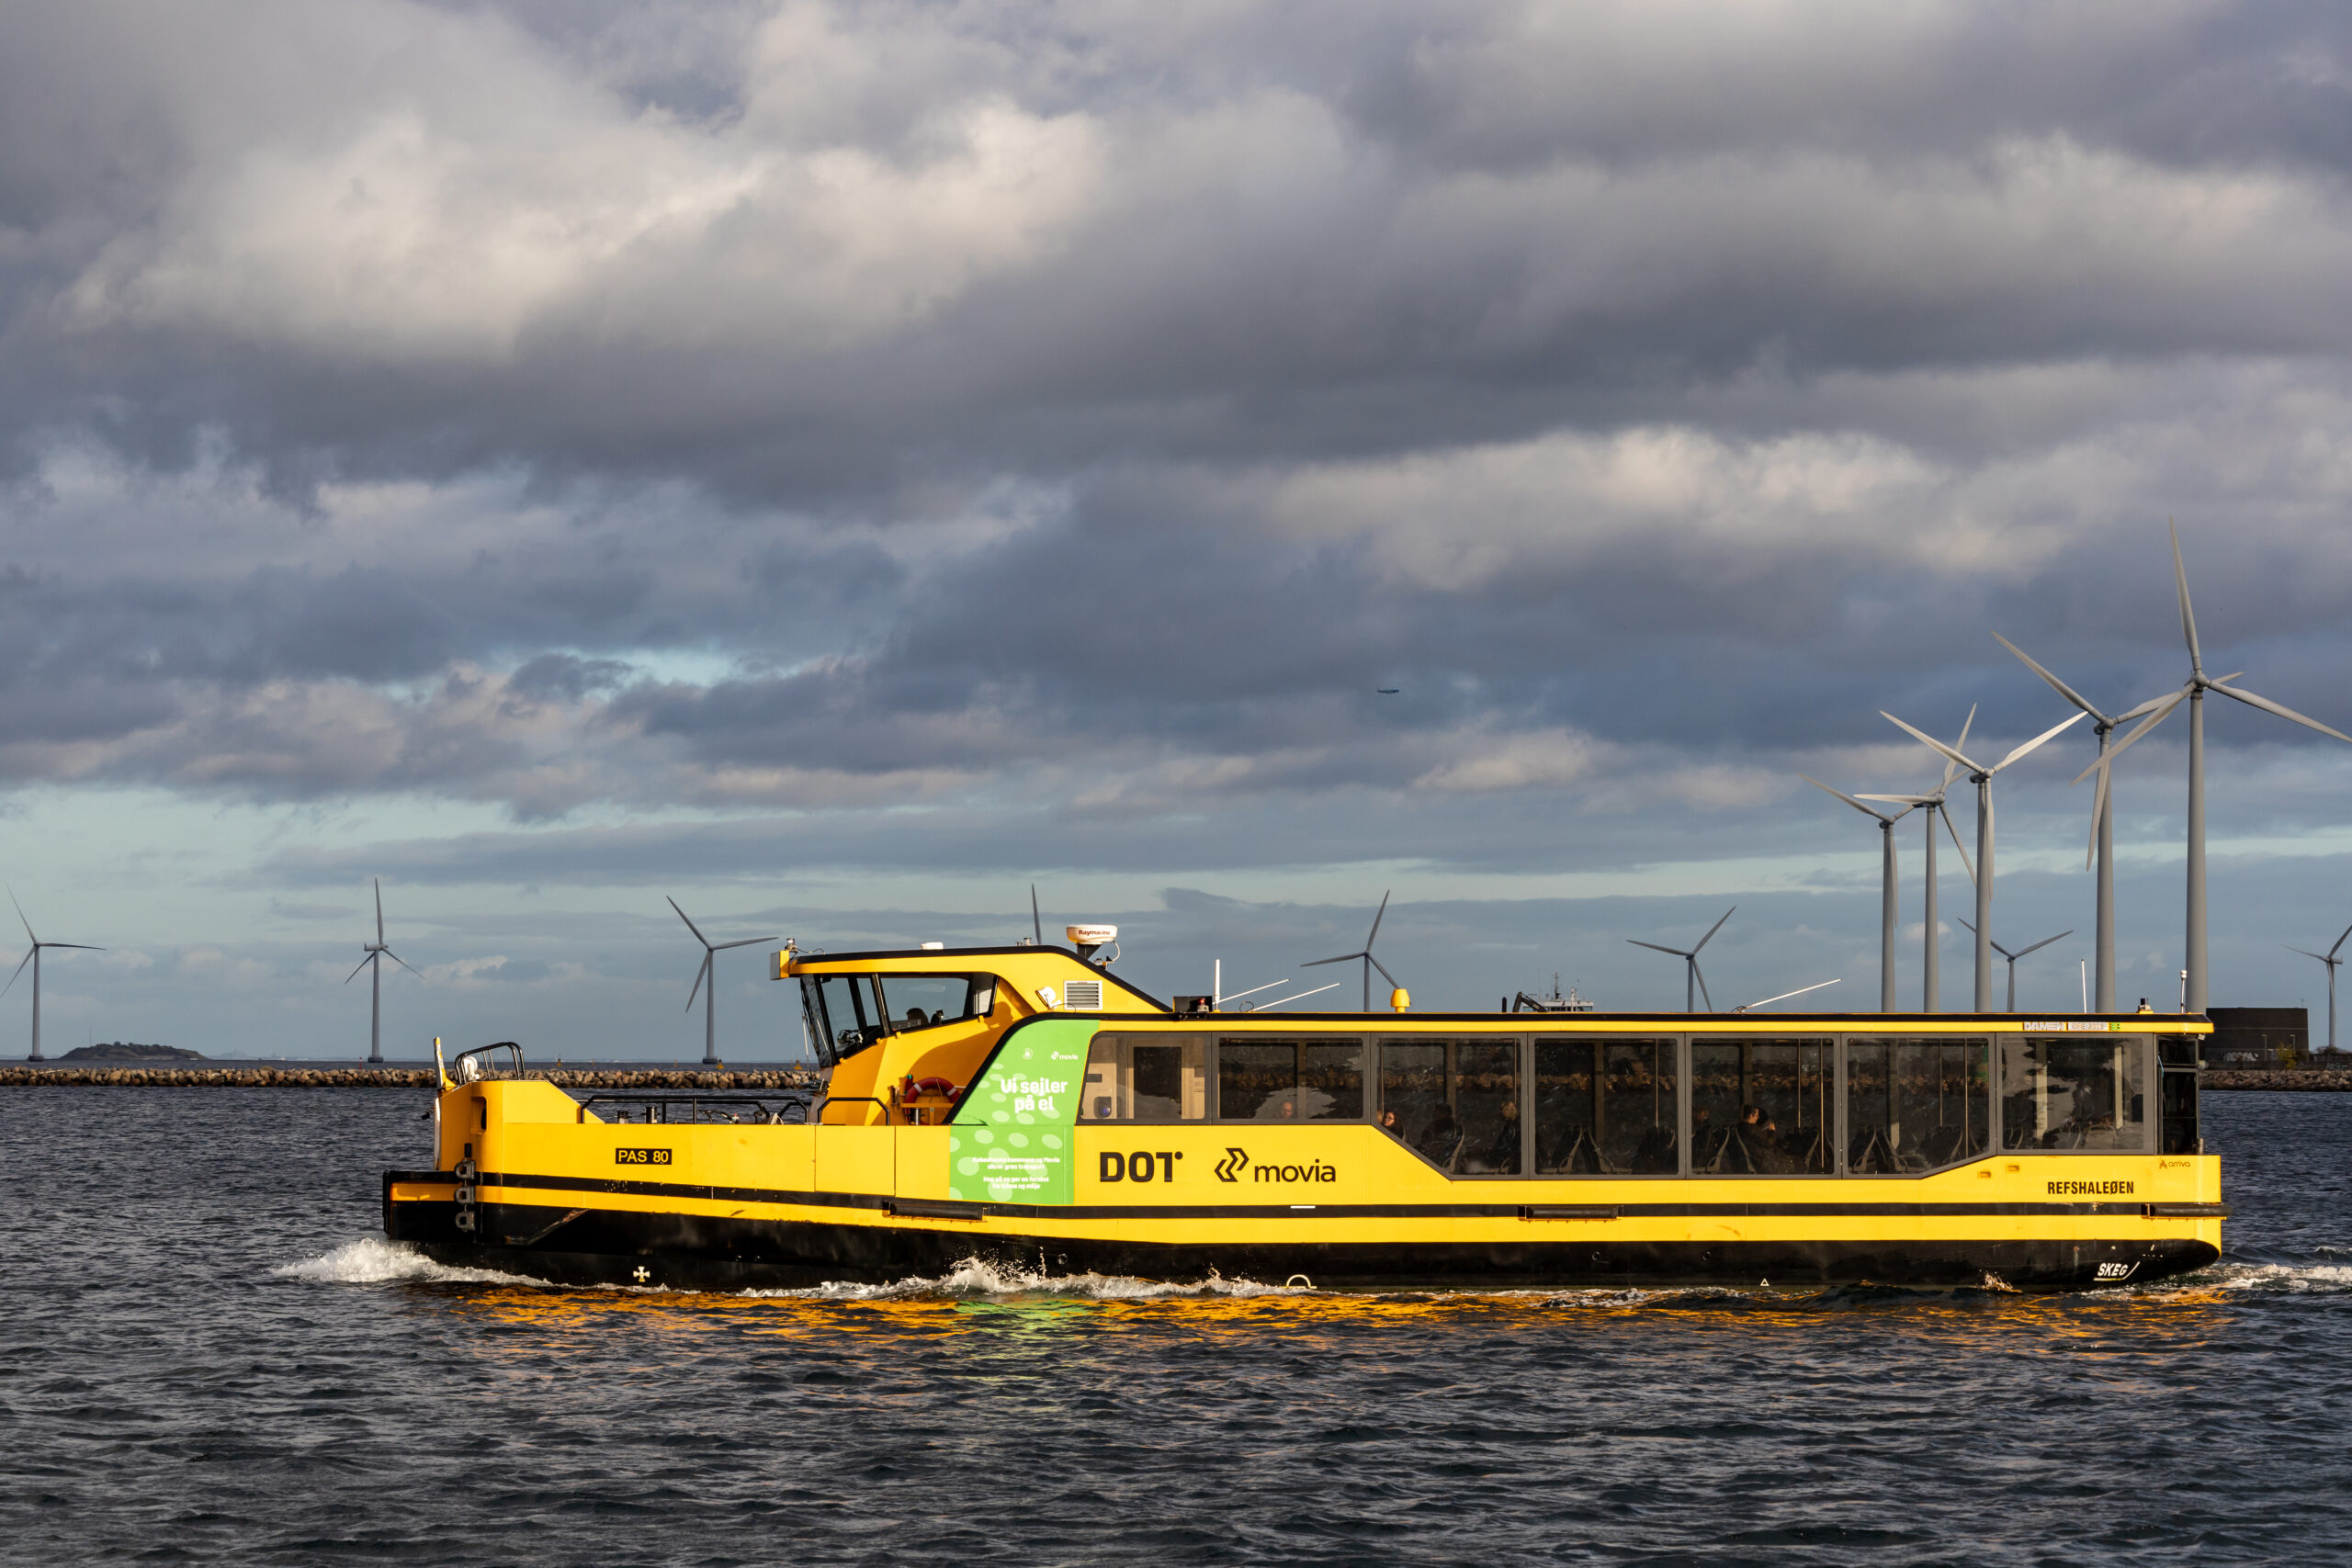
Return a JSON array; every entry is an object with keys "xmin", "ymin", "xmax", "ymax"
[{"xmin": 382, "ymin": 938, "xmax": 2222, "ymax": 1292}]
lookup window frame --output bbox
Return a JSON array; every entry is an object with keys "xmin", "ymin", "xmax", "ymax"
[{"xmin": 1996, "ymin": 1033, "xmax": 2155, "ymax": 1155}]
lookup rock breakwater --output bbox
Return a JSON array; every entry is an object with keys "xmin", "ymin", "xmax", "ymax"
[{"xmin": 2202, "ymin": 1069, "xmax": 2352, "ymax": 1091}]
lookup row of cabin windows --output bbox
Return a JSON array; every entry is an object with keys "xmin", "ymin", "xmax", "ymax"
[{"xmin": 1079, "ymin": 1034, "xmax": 2199, "ymax": 1175}]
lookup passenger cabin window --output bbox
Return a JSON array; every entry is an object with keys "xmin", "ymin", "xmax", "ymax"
[
  {"xmin": 1079, "ymin": 1035, "xmax": 1207, "ymax": 1121},
  {"xmin": 2157, "ymin": 1036, "xmax": 2199, "ymax": 1155},
  {"xmin": 2002, "ymin": 1037, "xmax": 2148, "ymax": 1151},
  {"xmin": 1383, "ymin": 1040, "xmax": 1521, "ymax": 1175},
  {"xmin": 1532, "ymin": 1038, "xmax": 1677, "ymax": 1175},
  {"xmin": 1690, "ymin": 1039, "xmax": 1831, "ymax": 1175},
  {"xmin": 1216, "ymin": 1039, "xmax": 1363, "ymax": 1121},
  {"xmin": 799, "ymin": 972, "xmax": 998, "ymax": 1066},
  {"xmin": 1846, "ymin": 1038, "xmax": 1989, "ymax": 1174}
]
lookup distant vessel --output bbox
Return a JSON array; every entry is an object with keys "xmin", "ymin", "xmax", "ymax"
[
  {"xmin": 1508, "ymin": 974, "xmax": 1595, "ymax": 1013},
  {"xmin": 385, "ymin": 933, "xmax": 2223, "ymax": 1292}
]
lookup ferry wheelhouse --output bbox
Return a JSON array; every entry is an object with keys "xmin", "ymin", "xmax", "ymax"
[{"xmin": 384, "ymin": 939, "xmax": 2222, "ymax": 1292}]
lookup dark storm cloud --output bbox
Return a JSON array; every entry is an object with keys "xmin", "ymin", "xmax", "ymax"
[{"xmin": 2, "ymin": 0, "xmax": 2351, "ymax": 894}]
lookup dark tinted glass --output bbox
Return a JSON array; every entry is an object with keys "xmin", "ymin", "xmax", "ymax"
[
  {"xmin": 880, "ymin": 975, "xmax": 974, "ymax": 1032},
  {"xmin": 1219, "ymin": 1043, "xmax": 1296, "ymax": 1120},
  {"xmin": 1453, "ymin": 1043, "xmax": 1521, "ymax": 1175},
  {"xmin": 1300, "ymin": 1043, "xmax": 1364, "ymax": 1121},
  {"xmin": 1382, "ymin": 1043, "xmax": 1451, "ymax": 1159},
  {"xmin": 1532, "ymin": 1040, "xmax": 1600, "ymax": 1174},
  {"xmin": 804, "ymin": 974, "xmax": 887, "ymax": 1063},
  {"xmin": 1691, "ymin": 1040, "xmax": 1832, "ymax": 1175},
  {"xmin": 1848, "ymin": 1039, "xmax": 1989, "ymax": 1173},
  {"xmin": 1600, "ymin": 1040, "xmax": 1679, "ymax": 1174},
  {"xmin": 2000, "ymin": 1038, "xmax": 2147, "ymax": 1151},
  {"xmin": 1132, "ymin": 1044, "xmax": 1183, "ymax": 1120},
  {"xmin": 2160, "ymin": 1063, "xmax": 2199, "ymax": 1155}
]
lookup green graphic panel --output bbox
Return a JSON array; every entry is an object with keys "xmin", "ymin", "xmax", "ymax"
[{"xmin": 947, "ymin": 1018, "xmax": 1096, "ymax": 1204}]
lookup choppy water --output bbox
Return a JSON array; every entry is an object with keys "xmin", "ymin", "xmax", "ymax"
[{"xmin": 3, "ymin": 1088, "xmax": 2349, "ymax": 1564}]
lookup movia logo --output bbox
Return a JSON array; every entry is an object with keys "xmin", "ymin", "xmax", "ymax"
[{"xmin": 1214, "ymin": 1146, "xmax": 1249, "ymax": 1182}]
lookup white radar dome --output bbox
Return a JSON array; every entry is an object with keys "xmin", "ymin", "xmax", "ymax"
[{"xmin": 1066, "ymin": 924, "xmax": 1118, "ymax": 947}]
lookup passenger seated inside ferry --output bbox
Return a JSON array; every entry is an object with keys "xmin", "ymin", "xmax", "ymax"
[{"xmin": 1999, "ymin": 1038, "xmax": 2146, "ymax": 1152}]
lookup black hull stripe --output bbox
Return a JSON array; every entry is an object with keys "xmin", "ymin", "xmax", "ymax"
[
  {"xmin": 387, "ymin": 1169, "xmax": 2221, "ymax": 1222},
  {"xmin": 385, "ymin": 1199, "xmax": 2222, "ymax": 1292}
]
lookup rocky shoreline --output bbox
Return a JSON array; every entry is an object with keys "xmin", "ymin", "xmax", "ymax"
[
  {"xmin": 2200, "ymin": 1069, "xmax": 2352, "ymax": 1091},
  {"xmin": 0, "ymin": 1066, "xmax": 818, "ymax": 1089}
]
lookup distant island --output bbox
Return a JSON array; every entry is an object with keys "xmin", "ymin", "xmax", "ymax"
[{"xmin": 58, "ymin": 1043, "xmax": 207, "ymax": 1062}]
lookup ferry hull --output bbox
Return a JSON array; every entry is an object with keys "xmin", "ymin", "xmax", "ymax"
[{"xmin": 388, "ymin": 1191, "xmax": 2219, "ymax": 1294}]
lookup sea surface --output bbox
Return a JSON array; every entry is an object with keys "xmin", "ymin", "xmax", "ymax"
[{"xmin": 2, "ymin": 1087, "xmax": 2348, "ymax": 1565}]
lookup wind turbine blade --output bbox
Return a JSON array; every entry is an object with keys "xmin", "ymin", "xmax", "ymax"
[
  {"xmin": 2013, "ymin": 931, "xmax": 2073, "ymax": 959},
  {"xmin": 711, "ymin": 935, "xmax": 778, "ymax": 952},
  {"xmin": 1943, "ymin": 704, "xmax": 1976, "ymax": 791},
  {"xmin": 2331, "ymin": 923, "xmax": 2352, "ymax": 962},
  {"xmin": 685, "ymin": 953, "xmax": 710, "ymax": 1011},
  {"xmin": 1804, "ymin": 775, "xmax": 1894, "ymax": 823},
  {"xmin": 2075, "ymin": 688, "xmax": 2188, "ymax": 784},
  {"xmin": 2171, "ymin": 519, "xmax": 2203, "ymax": 675},
  {"xmin": 1031, "ymin": 884, "xmax": 1042, "ymax": 946},
  {"xmin": 2208, "ymin": 682, "xmax": 2352, "ymax": 746},
  {"xmin": 1364, "ymin": 890, "xmax": 1390, "ymax": 950},
  {"xmin": 44, "ymin": 943, "xmax": 103, "ymax": 952},
  {"xmin": 343, "ymin": 954, "xmax": 375, "ymax": 985},
  {"xmin": 1994, "ymin": 633, "xmax": 2108, "ymax": 724},
  {"xmin": 1940, "ymin": 804, "xmax": 1976, "ymax": 887},
  {"xmin": 2288, "ymin": 946, "xmax": 2330, "ymax": 963},
  {"xmin": 667, "ymin": 897, "xmax": 711, "ymax": 949},
  {"xmin": 1692, "ymin": 963, "xmax": 1713, "ymax": 1012},
  {"xmin": 1300, "ymin": 952, "xmax": 1361, "ymax": 968},
  {"xmin": 1855, "ymin": 793, "xmax": 1935, "ymax": 806},
  {"xmin": 1738, "ymin": 977, "xmax": 1841, "ymax": 1011},
  {"xmin": 375, "ymin": 878, "xmax": 385, "ymax": 945},
  {"xmin": 1883, "ymin": 711, "xmax": 1978, "ymax": 775},
  {"xmin": 1627, "ymin": 940, "xmax": 1691, "ymax": 957},
  {"xmin": 1991, "ymin": 710, "xmax": 2086, "ymax": 773},
  {"xmin": 7, "ymin": 886, "xmax": 33, "ymax": 948},
  {"xmin": 2115, "ymin": 690, "xmax": 2177, "ymax": 723},
  {"xmin": 380, "ymin": 948, "xmax": 421, "ymax": 976},
  {"xmin": 1367, "ymin": 953, "xmax": 1401, "ymax": 989},
  {"xmin": 0, "ymin": 947, "xmax": 31, "ymax": 999},
  {"xmin": 1692, "ymin": 906, "xmax": 1736, "ymax": 953}
]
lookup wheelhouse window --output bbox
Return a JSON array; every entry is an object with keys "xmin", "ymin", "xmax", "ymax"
[
  {"xmin": 1216, "ymin": 1039, "xmax": 1363, "ymax": 1121},
  {"xmin": 1690, "ymin": 1039, "xmax": 1831, "ymax": 1175},
  {"xmin": 799, "ymin": 972, "xmax": 998, "ymax": 1066},
  {"xmin": 1847, "ymin": 1038, "xmax": 1989, "ymax": 1174},
  {"xmin": 1079, "ymin": 1035, "xmax": 1207, "ymax": 1122},
  {"xmin": 1383, "ymin": 1040, "xmax": 1521, "ymax": 1175},
  {"xmin": 1532, "ymin": 1037, "xmax": 1678, "ymax": 1175},
  {"xmin": 2157, "ymin": 1036, "xmax": 2199, "ymax": 1155},
  {"xmin": 2001, "ymin": 1037, "xmax": 2148, "ymax": 1151}
]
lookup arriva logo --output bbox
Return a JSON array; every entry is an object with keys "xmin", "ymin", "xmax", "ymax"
[{"xmin": 1214, "ymin": 1146, "xmax": 1250, "ymax": 1182}]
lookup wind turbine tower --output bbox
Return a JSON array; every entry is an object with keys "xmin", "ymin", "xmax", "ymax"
[
  {"xmin": 1303, "ymin": 892, "xmax": 1402, "ymax": 1011},
  {"xmin": 1628, "ymin": 908, "xmax": 1736, "ymax": 1012},
  {"xmin": 671, "ymin": 898, "xmax": 777, "ymax": 1066},
  {"xmin": 1858, "ymin": 708, "xmax": 1977, "ymax": 1011},
  {"xmin": 6, "ymin": 892, "xmax": 103, "ymax": 1063},
  {"xmin": 344, "ymin": 879, "xmax": 417, "ymax": 1065},
  {"xmin": 2287, "ymin": 923, "xmax": 2352, "ymax": 1053},
  {"xmin": 1803, "ymin": 777, "xmax": 1912, "ymax": 1010},
  {"xmin": 1883, "ymin": 708, "xmax": 2084, "ymax": 1013}
]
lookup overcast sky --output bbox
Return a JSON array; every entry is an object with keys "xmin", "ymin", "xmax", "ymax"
[{"xmin": 6, "ymin": 1, "xmax": 2352, "ymax": 1059}]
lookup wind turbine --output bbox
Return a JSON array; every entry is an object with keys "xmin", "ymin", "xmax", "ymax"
[
  {"xmin": 1957, "ymin": 920, "xmax": 2073, "ymax": 1012},
  {"xmin": 2286, "ymin": 922, "xmax": 2352, "ymax": 1052},
  {"xmin": 1628, "ymin": 907, "xmax": 1735, "ymax": 1012},
  {"xmin": 1803, "ymin": 776, "xmax": 1913, "ymax": 1010},
  {"xmin": 1303, "ymin": 892, "xmax": 1400, "ymax": 1011},
  {"xmin": 1856, "ymin": 706, "xmax": 1978, "ymax": 1011},
  {"xmin": 343, "ymin": 879, "xmax": 417, "ymax": 1065},
  {"xmin": 4, "ymin": 891, "xmax": 102, "ymax": 1063},
  {"xmin": 1883, "ymin": 707, "xmax": 2086, "ymax": 1012},
  {"xmin": 670, "ymin": 898, "xmax": 776, "ymax": 1066},
  {"xmin": 2078, "ymin": 523, "xmax": 2352, "ymax": 1016},
  {"xmin": 1993, "ymin": 634, "xmax": 2176, "ymax": 1013}
]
